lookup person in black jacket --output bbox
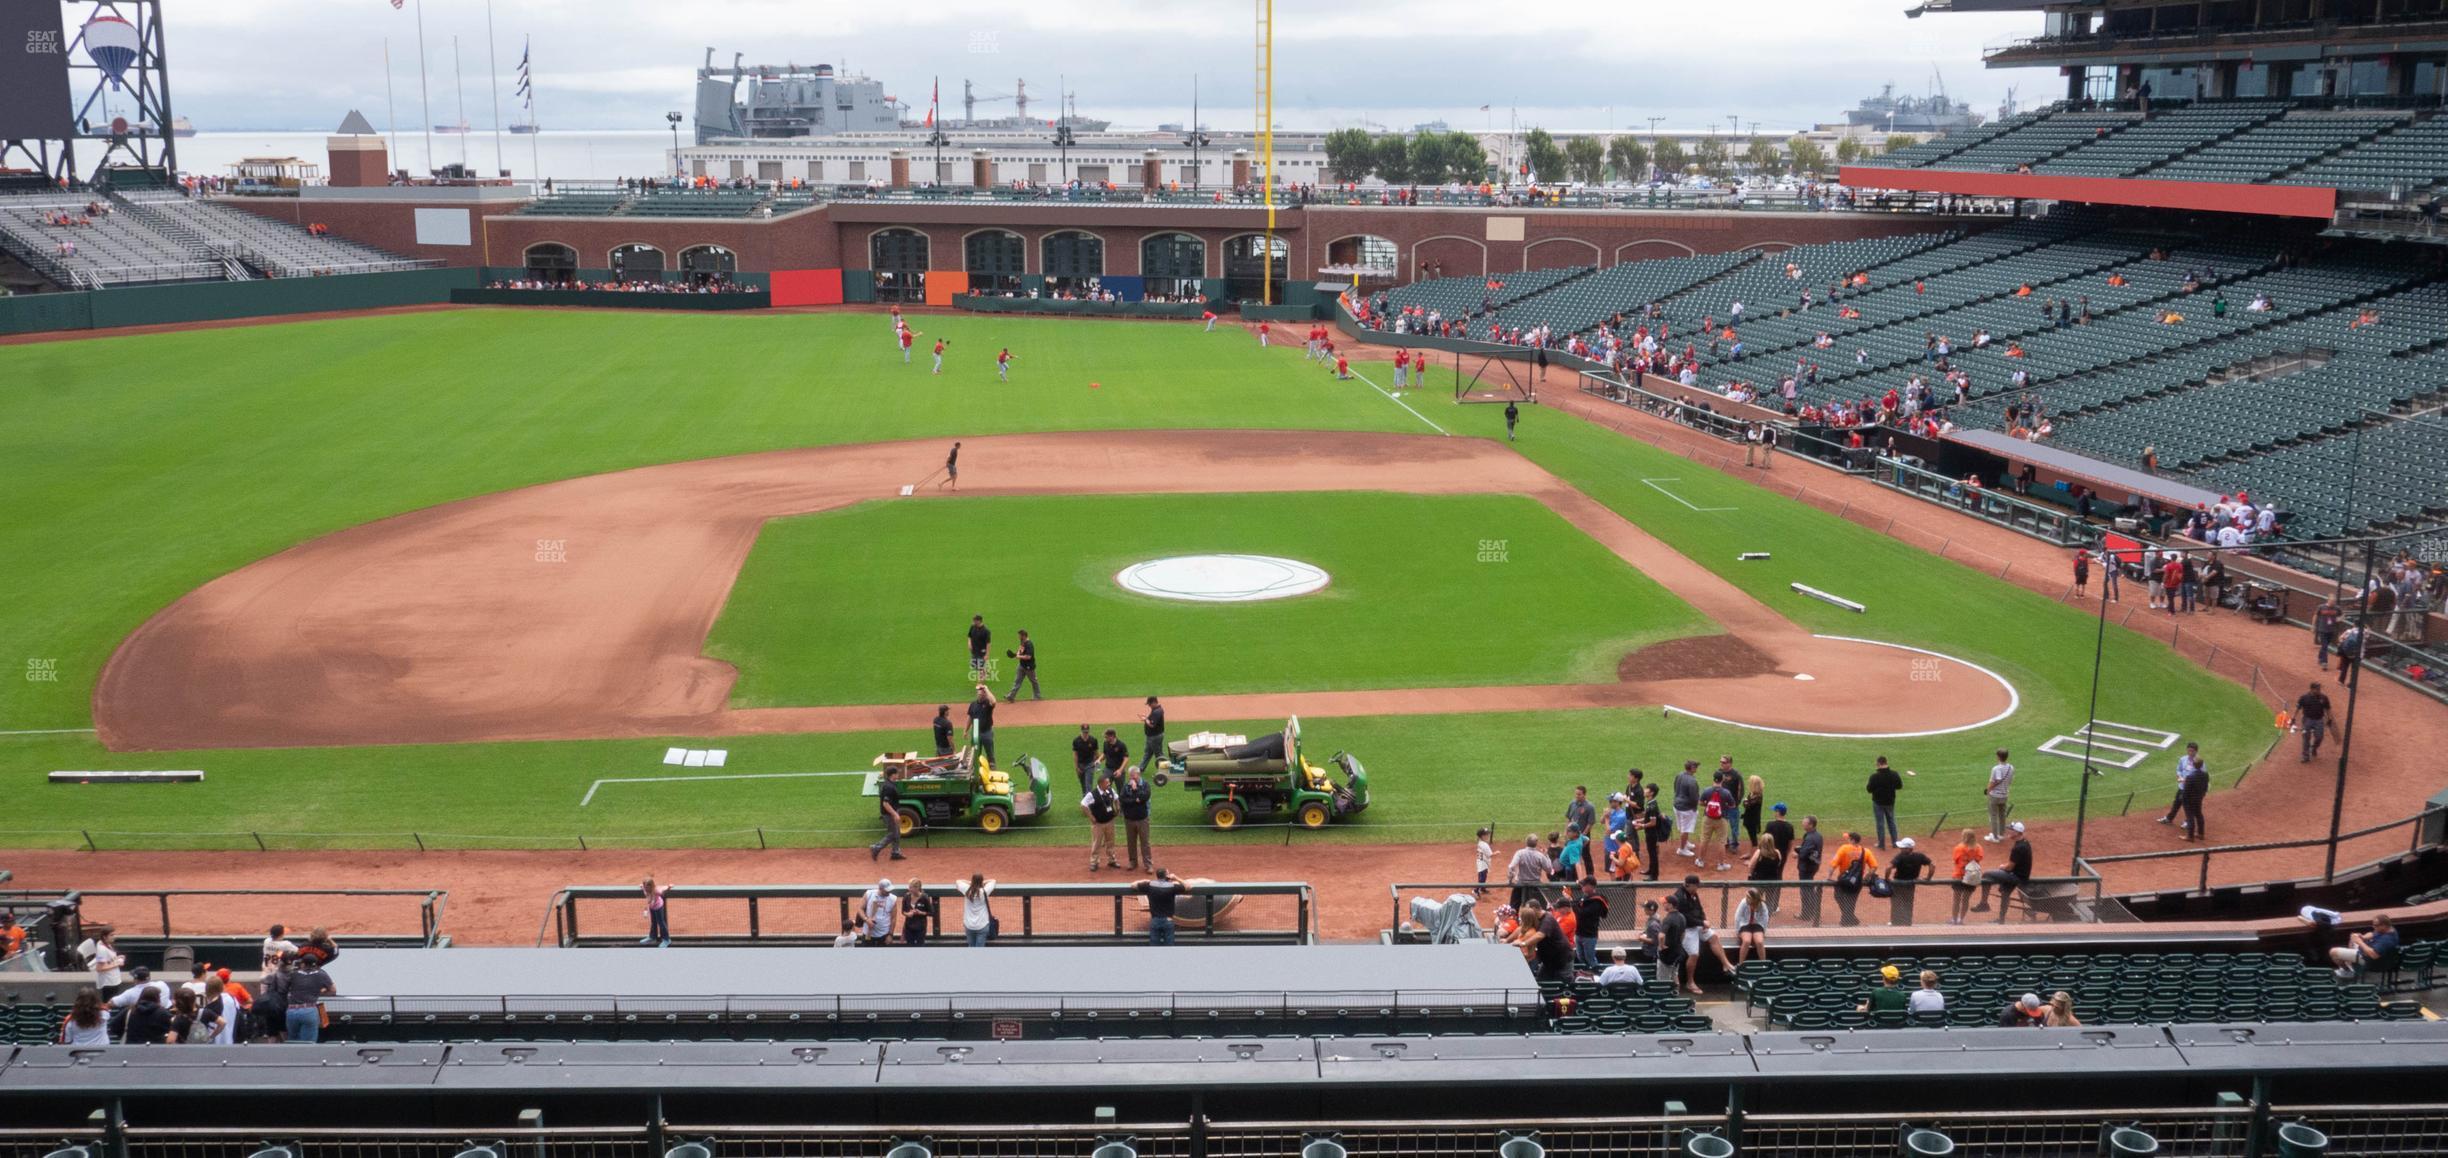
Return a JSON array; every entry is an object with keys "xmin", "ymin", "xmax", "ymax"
[
  {"xmin": 932, "ymin": 705, "xmax": 957, "ymax": 757},
  {"xmin": 2178, "ymin": 746, "xmax": 2211, "ymax": 842},
  {"xmin": 1119, "ymin": 767, "xmax": 1155, "ymax": 870},
  {"xmin": 1865, "ymin": 757, "xmax": 1905, "ymax": 850},
  {"xmin": 1070, "ymin": 725, "xmax": 1100, "ymax": 792},
  {"xmin": 120, "ymin": 987, "xmax": 174, "ymax": 1044}
]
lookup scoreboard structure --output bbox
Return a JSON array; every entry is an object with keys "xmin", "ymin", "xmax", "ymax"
[{"xmin": 0, "ymin": 0, "xmax": 176, "ymax": 187}]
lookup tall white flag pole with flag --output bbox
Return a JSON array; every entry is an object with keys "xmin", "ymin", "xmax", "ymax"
[
  {"xmin": 485, "ymin": 0, "xmax": 504, "ymax": 175},
  {"xmin": 517, "ymin": 37, "xmax": 538, "ymax": 182},
  {"xmin": 405, "ymin": 0, "xmax": 434, "ymax": 176}
]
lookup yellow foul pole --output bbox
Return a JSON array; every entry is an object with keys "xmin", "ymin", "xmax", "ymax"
[{"xmin": 1258, "ymin": 0, "xmax": 1274, "ymax": 305}]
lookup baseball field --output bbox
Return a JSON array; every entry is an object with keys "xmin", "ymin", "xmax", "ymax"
[{"xmin": 0, "ymin": 307, "xmax": 2273, "ymax": 851}]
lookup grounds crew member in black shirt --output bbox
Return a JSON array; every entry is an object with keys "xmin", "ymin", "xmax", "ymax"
[
  {"xmin": 1119, "ymin": 767, "xmax": 1155, "ymax": 871},
  {"xmin": 967, "ymin": 615, "xmax": 991, "ymax": 680},
  {"xmin": 1504, "ymin": 400, "xmax": 1520, "ymax": 442},
  {"xmin": 1082, "ymin": 774, "xmax": 1122, "ymax": 871},
  {"xmin": 1006, "ymin": 629, "xmax": 1040, "ymax": 700},
  {"xmin": 1071, "ymin": 725, "xmax": 1100, "ymax": 792},
  {"xmin": 967, "ymin": 685, "xmax": 999, "ymax": 766},
  {"xmin": 869, "ymin": 766, "xmax": 907, "ymax": 861},
  {"xmin": 1140, "ymin": 696, "xmax": 1166, "ymax": 770},
  {"xmin": 1101, "ymin": 728, "xmax": 1130, "ymax": 779},
  {"xmin": 2296, "ymin": 682, "xmax": 2333, "ymax": 761},
  {"xmin": 931, "ymin": 706, "xmax": 956, "ymax": 756}
]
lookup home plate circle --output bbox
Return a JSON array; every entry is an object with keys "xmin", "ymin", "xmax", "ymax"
[{"xmin": 1115, "ymin": 554, "xmax": 1330, "ymax": 603}]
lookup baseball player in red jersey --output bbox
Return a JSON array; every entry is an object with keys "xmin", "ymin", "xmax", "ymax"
[
  {"xmin": 1334, "ymin": 352, "xmax": 1350, "ymax": 380},
  {"xmin": 1393, "ymin": 348, "xmax": 1411, "ymax": 390},
  {"xmin": 1201, "ymin": 309, "xmax": 1217, "ymax": 332},
  {"xmin": 932, "ymin": 339, "xmax": 947, "ymax": 375},
  {"xmin": 996, "ymin": 347, "xmax": 1015, "ymax": 381},
  {"xmin": 898, "ymin": 327, "xmax": 917, "ymax": 363}
]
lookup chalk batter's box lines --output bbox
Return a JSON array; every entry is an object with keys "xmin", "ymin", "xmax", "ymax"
[
  {"xmin": 579, "ymin": 770, "xmax": 867, "ymax": 807},
  {"xmin": 2037, "ymin": 720, "xmax": 2181, "ymax": 769},
  {"xmin": 1640, "ymin": 478, "xmax": 1737, "ymax": 513}
]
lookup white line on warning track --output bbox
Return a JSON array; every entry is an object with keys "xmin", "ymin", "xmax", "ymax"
[
  {"xmin": 1640, "ymin": 477, "xmax": 1738, "ymax": 513},
  {"xmin": 1342, "ymin": 366, "xmax": 1450, "ymax": 436},
  {"xmin": 0, "ymin": 727, "xmax": 98, "ymax": 737},
  {"xmin": 580, "ymin": 769, "xmax": 869, "ymax": 807}
]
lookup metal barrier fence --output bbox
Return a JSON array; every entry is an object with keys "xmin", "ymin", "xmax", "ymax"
[
  {"xmin": 18, "ymin": 1104, "xmax": 2448, "ymax": 1158},
  {"xmin": 2078, "ymin": 804, "xmax": 2448, "ymax": 895},
  {"xmin": 1389, "ymin": 869, "xmax": 2112, "ymax": 938},
  {"xmin": 539, "ymin": 882, "xmax": 1314, "ymax": 947}
]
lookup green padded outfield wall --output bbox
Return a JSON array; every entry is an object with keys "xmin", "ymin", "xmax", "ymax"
[
  {"xmin": 0, "ymin": 268, "xmax": 481, "ymax": 336},
  {"xmin": 0, "ymin": 292, "xmax": 97, "ymax": 336}
]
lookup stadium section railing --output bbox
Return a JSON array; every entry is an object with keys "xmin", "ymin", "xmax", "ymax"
[
  {"xmin": 539, "ymin": 881, "xmax": 1315, "ymax": 947},
  {"xmin": 22, "ymin": 1099, "xmax": 2445, "ymax": 1158},
  {"xmin": 1389, "ymin": 871, "xmax": 2113, "ymax": 939},
  {"xmin": 2078, "ymin": 803, "xmax": 2448, "ymax": 894},
  {"xmin": 1, "ymin": 887, "xmax": 448, "ymax": 966}
]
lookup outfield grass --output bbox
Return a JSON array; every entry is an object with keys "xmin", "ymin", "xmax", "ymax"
[
  {"xmin": 0, "ymin": 310, "xmax": 2274, "ymax": 853},
  {"xmin": 707, "ymin": 492, "xmax": 1711, "ymax": 705},
  {"xmin": 0, "ymin": 310, "xmax": 1411, "ymax": 732}
]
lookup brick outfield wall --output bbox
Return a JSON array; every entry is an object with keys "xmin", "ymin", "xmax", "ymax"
[{"xmin": 292, "ymin": 196, "xmax": 1981, "ymax": 279}]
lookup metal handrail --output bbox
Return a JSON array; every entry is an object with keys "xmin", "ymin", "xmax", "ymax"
[
  {"xmin": 320, "ymin": 983, "xmax": 1539, "ymax": 1024},
  {"xmin": 2076, "ymin": 804, "xmax": 2446, "ymax": 894},
  {"xmin": 1390, "ymin": 868, "xmax": 2108, "ymax": 937},
  {"xmin": 541, "ymin": 881, "xmax": 1314, "ymax": 947},
  {"xmin": 61, "ymin": 887, "xmax": 448, "ymax": 947}
]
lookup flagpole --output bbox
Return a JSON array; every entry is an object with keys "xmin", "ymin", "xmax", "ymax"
[
  {"xmin": 414, "ymin": 0, "xmax": 433, "ymax": 175},
  {"xmin": 485, "ymin": 0, "xmax": 504, "ymax": 176},
  {"xmin": 525, "ymin": 38, "xmax": 540, "ymax": 184},
  {"xmin": 383, "ymin": 37, "xmax": 400, "ymax": 176}
]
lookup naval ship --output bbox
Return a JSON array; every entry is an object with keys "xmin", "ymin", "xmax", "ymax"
[
  {"xmin": 692, "ymin": 50, "xmax": 1108, "ymax": 144},
  {"xmin": 1846, "ymin": 80, "xmax": 1985, "ymax": 134}
]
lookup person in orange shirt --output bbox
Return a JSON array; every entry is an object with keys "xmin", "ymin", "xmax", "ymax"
[
  {"xmin": 0, "ymin": 913, "xmax": 23, "ymax": 961},
  {"xmin": 1829, "ymin": 831, "xmax": 1879, "ymax": 928},
  {"xmin": 1948, "ymin": 828, "xmax": 1984, "ymax": 925}
]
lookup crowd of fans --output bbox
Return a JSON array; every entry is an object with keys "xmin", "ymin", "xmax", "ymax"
[
  {"xmin": 484, "ymin": 276, "xmax": 753, "ymax": 293},
  {"xmin": 55, "ymin": 923, "xmax": 342, "ymax": 1046}
]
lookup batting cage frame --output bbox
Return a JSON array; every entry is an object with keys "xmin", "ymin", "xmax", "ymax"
[{"xmin": 1451, "ymin": 350, "xmax": 1540, "ymax": 405}]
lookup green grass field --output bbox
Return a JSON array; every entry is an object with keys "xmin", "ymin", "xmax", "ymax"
[
  {"xmin": 0, "ymin": 308, "xmax": 2274, "ymax": 852},
  {"xmin": 707, "ymin": 492, "xmax": 1711, "ymax": 705}
]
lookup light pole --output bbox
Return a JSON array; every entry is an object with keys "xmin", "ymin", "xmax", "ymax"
[
  {"xmin": 665, "ymin": 111, "xmax": 682, "ymax": 180},
  {"xmin": 1053, "ymin": 123, "xmax": 1076, "ymax": 185},
  {"xmin": 1184, "ymin": 78, "xmax": 1210, "ymax": 192},
  {"xmin": 926, "ymin": 127, "xmax": 949, "ymax": 187}
]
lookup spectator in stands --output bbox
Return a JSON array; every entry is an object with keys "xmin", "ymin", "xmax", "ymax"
[
  {"xmin": 298, "ymin": 928, "xmax": 340, "ymax": 968},
  {"xmin": 278, "ymin": 952, "xmax": 336, "ymax": 1043},
  {"xmin": 2330, "ymin": 914, "xmax": 2401, "ymax": 980},
  {"xmin": 1864, "ymin": 757, "xmax": 1904, "ymax": 850},
  {"xmin": 1888, "ymin": 837, "xmax": 1932, "ymax": 927},
  {"xmin": 58, "ymin": 988, "xmax": 110, "ymax": 1046},
  {"xmin": 1671, "ymin": 761, "xmax": 1702, "ymax": 858},
  {"xmin": 1732, "ymin": 888, "xmax": 1770, "ymax": 965},
  {"xmin": 639, "ymin": 878, "xmax": 671, "ymax": 947},
  {"xmin": 2334, "ymin": 624, "xmax": 2367, "ymax": 686},
  {"xmin": 1910, "ymin": 970, "xmax": 1946, "ymax": 1014},
  {"xmin": 2044, "ymin": 991, "xmax": 2081, "ymax": 1027},
  {"xmin": 1639, "ymin": 785, "xmax": 1669, "ymax": 882},
  {"xmin": 105, "ymin": 968, "xmax": 169, "ymax": 1025},
  {"xmin": 856, "ymin": 878, "xmax": 899, "ymax": 945},
  {"xmin": 961, "ymin": 875, "xmax": 997, "ymax": 947},
  {"xmin": 900, "ymin": 880, "xmax": 935, "ymax": 946},
  {"xmin": 1506, "ymin": 833, "xmax": 1551, "ymax": 910},
  {"xmin": 1597, "ymin": 948, "xmax": 1644, "ymax": 988},
  {"xmin": 1572, "ymin": 879, "xmax": 1610, "ymax": 970},
  {"xmin": 1794, "ymin": 815, "xmax": 1826, "ymax": 924},
  {"xmin": 1859, "ymin": 965, "xmax": 1909, "ymax": 1016},
  {"xmin": 89, "ymin": 930, "xmax": 126, "ymax": 996},
  {"xmin": 1975, "ymin": 822, "xmax": 2033, "ymax": 918},
  {"xmin": 1670, "ymin": 876, "xmax": 1735, "ymax": 994},
  {"xmin": 1999, "ymin": 992, "xmax": 2046, "ymax": 1028},
  {"xmin": 1511, "ymin": 896, "xmax": 1574, "ymax": 983},
  {"xmin": 198, "ymin": 975, "xmax": 240, "ymax": 1044},
  {"xmin": 1565, "ymin": 785, "xmax": 1599, "ymax": 839},
  {"xmin": 1829, "ymin": 832, "xmax": 1876, "ymax": 927},
  {"xmin": 121, "ymin": 985, "xmax": 174, "ymax": 1045}
]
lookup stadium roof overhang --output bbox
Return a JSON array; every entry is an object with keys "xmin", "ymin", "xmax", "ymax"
[
  {"xmin": 1840, "ymin": 164, "xmax": 2338, "ymax": 219},
  {"xmin": 1947, "ymin": 429, "xmax": 2228, "ymax": 510}
]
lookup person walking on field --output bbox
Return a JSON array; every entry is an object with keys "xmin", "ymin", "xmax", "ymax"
[
  {"xmin": 2176, "ymin": 744, "xmax": 2210, "ymax": 842},
  {"xmin": 1140, "ymin": 696, "xmax": 1167, "ymax": 770},
  {"xmin": 1504, "ymin": 400, "xmax": 1520, "ymax": 441},
  {"xmin": 967, "ymin": 614, "xmax": 991, "ymax": 680},
  {"xmin": 2296, "ymin": 682, "xmax": 2333, "ymax": 762},
  {"xmin": 1071, "ymin": 724, "xmax": 1099, "ymax": 792},
  {"xmin": 932, "ymin": 338, "xmax": 947, "ymax": 375},
  {"xmin": 2072, "ymin": 547, "xmax": 2090, "ymax": 597},
  {"xmin": 940, "ymin": 441, "xmax": 960, "ymax": 490},
  {"xmin": 1984, "ymin": 749, "xmax": 2015, "ymax": 842},
  {"xmin": 869, "ymin": 766, "xmax": 907, "ymax": 861},
  {"xmin": 2158, "ymin": 743, "xmax": 2202, "ymax": 831},
  {"xmin": 1005, "ymin": 629, "xmax": 1040, "ymax": 700}
]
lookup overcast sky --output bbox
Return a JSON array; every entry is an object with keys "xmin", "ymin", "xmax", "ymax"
[{"xmin": 167, "ymin": 0, "xmax": 2063, "ymax": 134}]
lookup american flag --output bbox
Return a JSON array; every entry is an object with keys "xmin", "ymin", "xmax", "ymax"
[
  {"xmin": 390, "ymin": 0, "xmax": 403, "ymax": 8},
  {"xmin": 515, "ymin": 38, "xmax": 531, "ymax": 108}
]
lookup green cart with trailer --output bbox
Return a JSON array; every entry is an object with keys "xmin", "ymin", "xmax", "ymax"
[
  {"xmin": 868, "ymin": 747, "xmax": 1051, "ymax": 835},
  {"xmin": 1148, "ymin": 716, "xmax": 1369, "ymax": 831}
]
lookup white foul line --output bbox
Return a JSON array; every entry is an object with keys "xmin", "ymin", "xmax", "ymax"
[
  {"xmin": 581, "ymin": 770, "xmax": 867, "ymax": 807},
  {"xmin": 0, "ymin": 727, "xmax": 98, "ymax": 737},
  {"xmin": 1342, "ymin": 365, "xmax": 1450, "ymax": 436},
  {"xmin": 1661, "ymin": 635, "xmax": 2022, "ymax": 739},
  {"xmin": 1640, "ymin": 478, "xmax": 1738, "ymax": 513}
]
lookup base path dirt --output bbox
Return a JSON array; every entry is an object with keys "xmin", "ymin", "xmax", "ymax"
[{"xmin": 94, "ymin": 430, "xmax": 2008, "ymax": 751}]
